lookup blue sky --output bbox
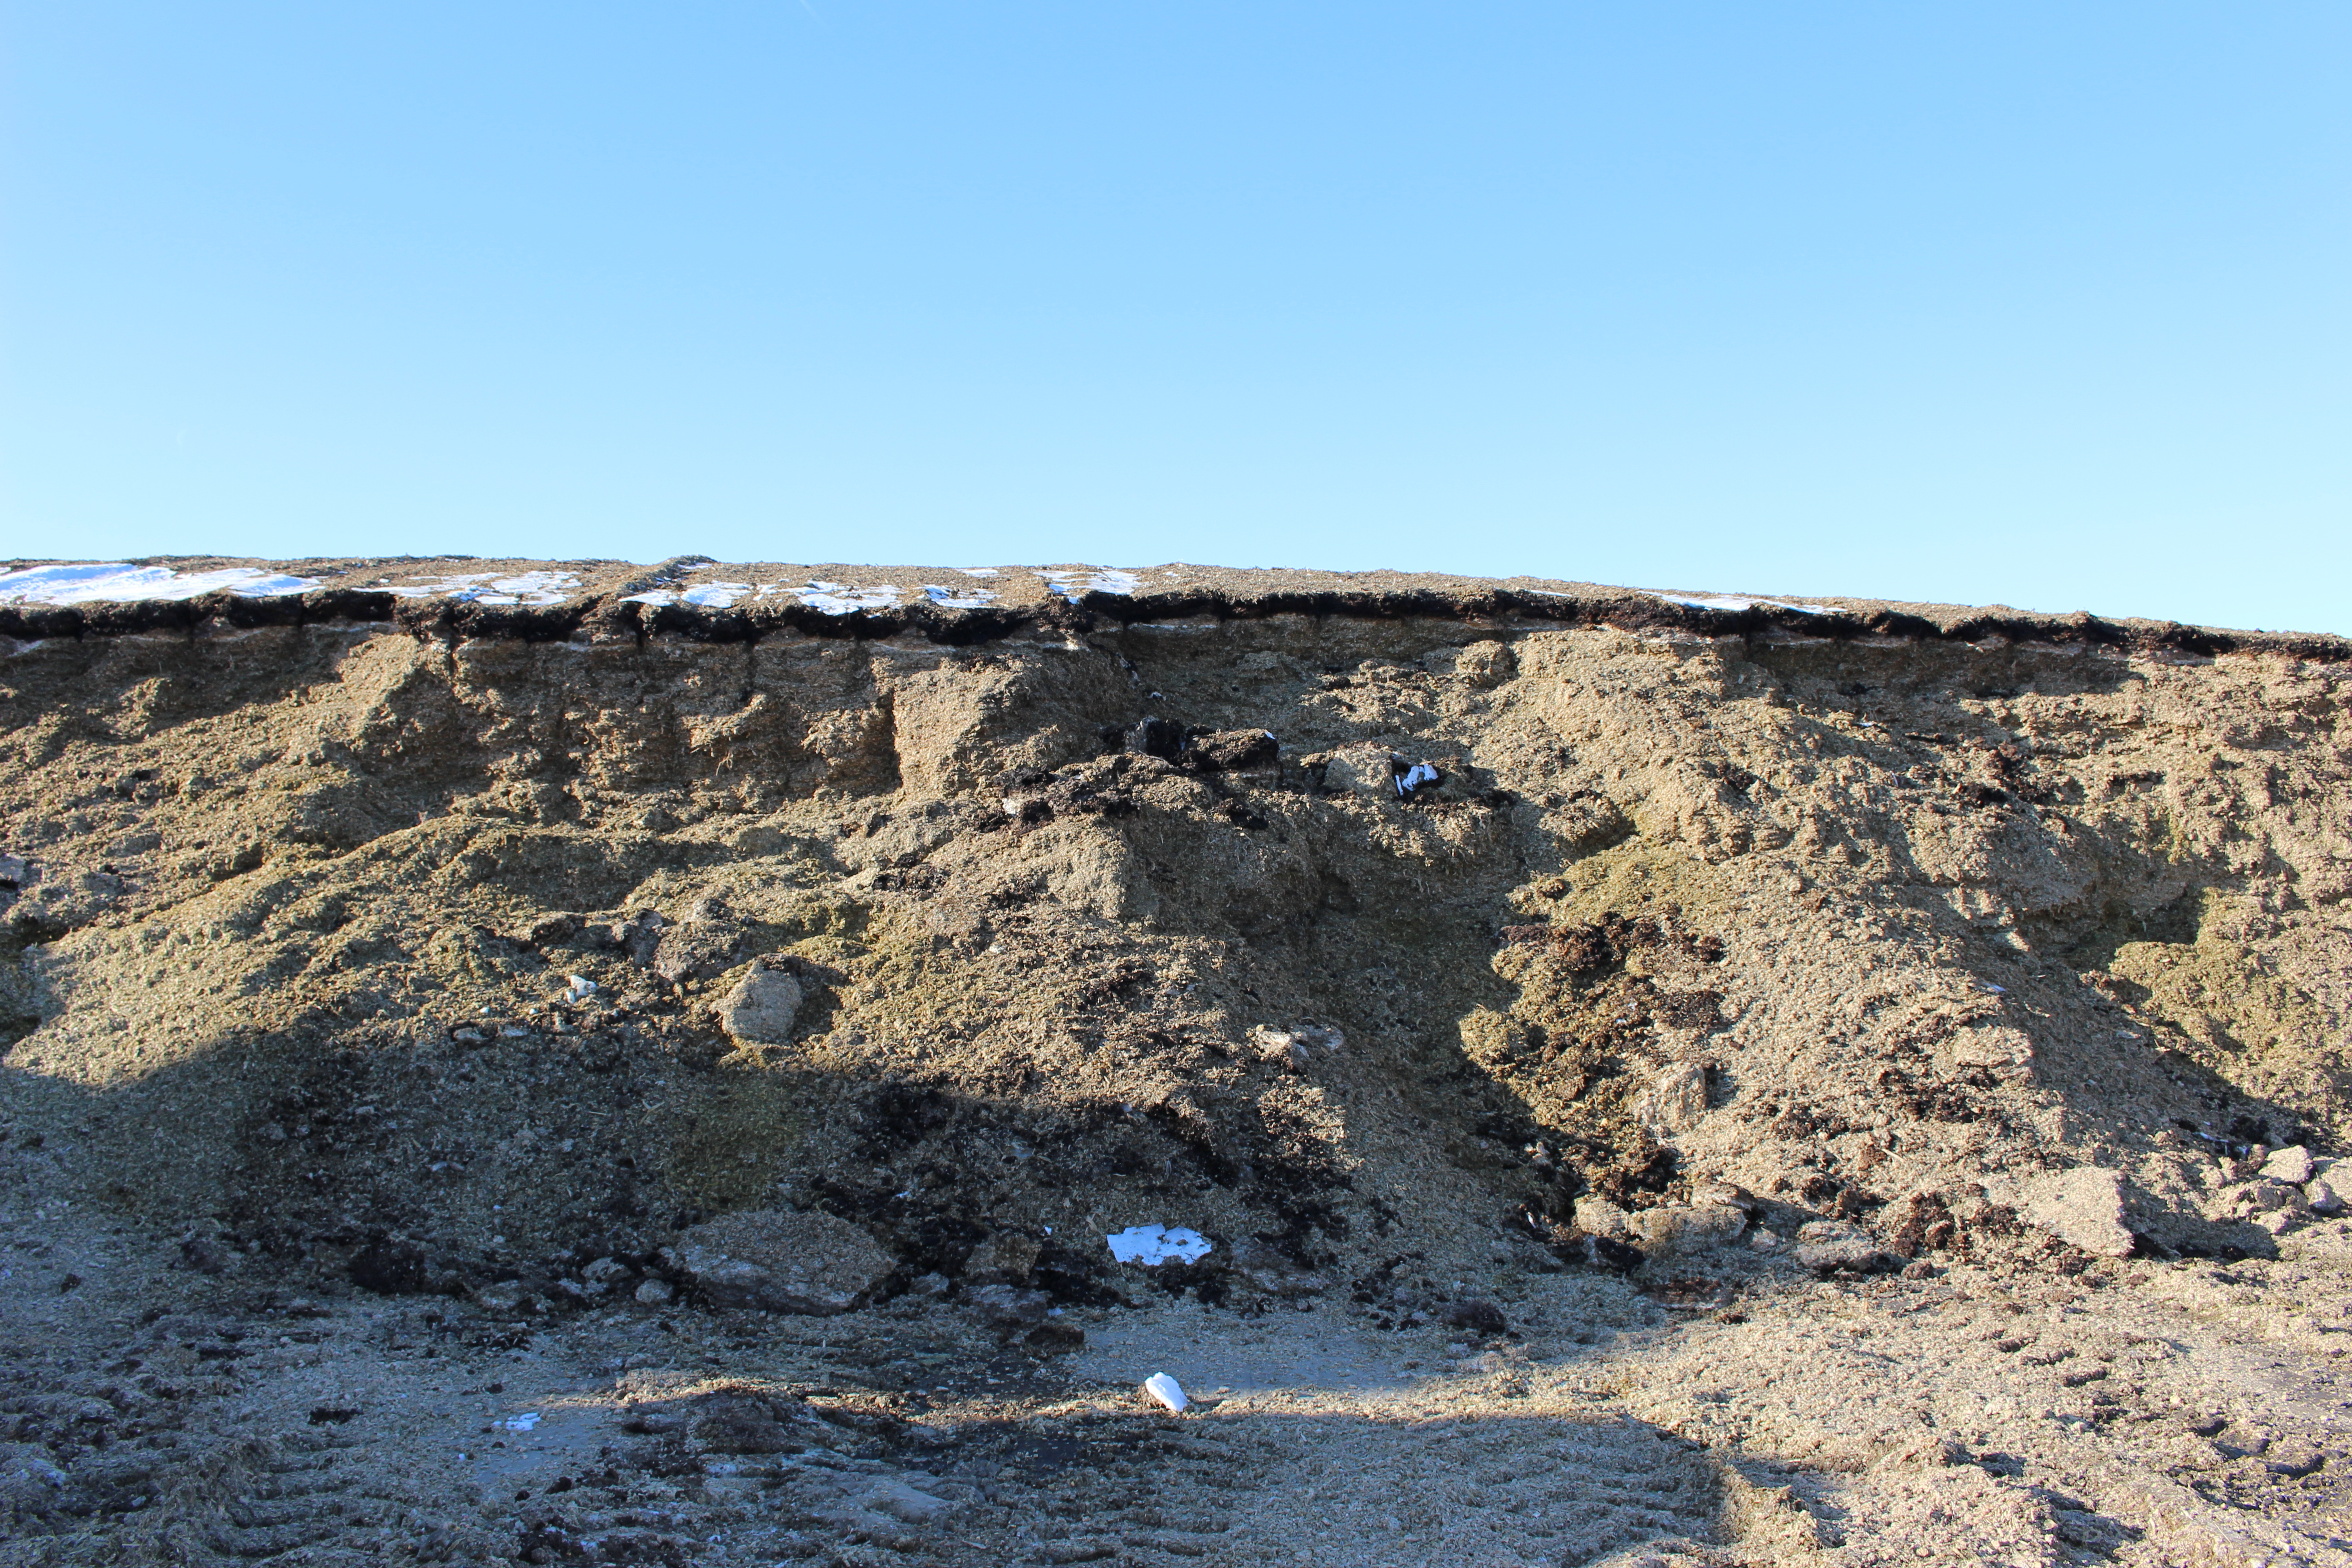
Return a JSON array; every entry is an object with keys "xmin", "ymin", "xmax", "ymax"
[{"xmin": 4, "ymin": 4, "xmax": 2346, "ymax": 631}]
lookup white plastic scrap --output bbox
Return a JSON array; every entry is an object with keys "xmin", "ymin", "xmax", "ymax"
[
  {"xmin": 0, "ymin": 563, "xmax": 319, "ymax": 605},
  {"xmin": 498, "ymin": 1412, "xmax": 542, "ymax": 1432},
  {"xmin": 1142, "ymin": 1373, "xmax": 1189, "ymax": 1415},
  {"xmin": 1106, "ymin": 1225, "xmax": 1213, "ymax": 1267},
  {"xmin": 1394, "ymin": 761, "xmax": 1439, "ymax": 797},
  {"xmin": 1042, "ymin": 567, "xmax": 1143, "ymax": 602},
  {"xmin": 391, "ymin": 571, "xmax": 580, "ymax": 606},
  {"xmin": 566, "ymin": 975, "xmax": 596, "ymax": 1001},
  {"xmin": 922, "ymin": 584, "xmax": 1000, "ymax": 609},
  {"xmin": 1650, "ymin": 591, "xmax": 1832, "ymax": 615}
]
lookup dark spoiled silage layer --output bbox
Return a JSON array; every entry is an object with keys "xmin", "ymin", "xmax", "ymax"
[{"xmin": 4, "ymin": 555, "xmax": 2347, "ymax": 661}]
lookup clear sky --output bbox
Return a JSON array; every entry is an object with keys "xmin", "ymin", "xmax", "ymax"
[{"xmin": 4, "ymin": 4, "xmax": 2346, "ymax": 631}]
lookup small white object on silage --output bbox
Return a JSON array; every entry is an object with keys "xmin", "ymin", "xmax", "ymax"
[
  {"xmin": 1042, "ymin": 567, "xmax": 1143, "ymax": 602},
  {"xmin": 1394, "ymin": 761, "xmax": 1439, "ymax": 796},
  {"xmin": 1106, "ymin": 1224, "xmax": 1212, "ymax": 1266},
  {"xmin": 1142, "ymin": 1373, "xmax": 1189, "ymax": 1414},
  {"xmin": 0, "ymin": 563, "xmax": 318, "ymax": 604},
  {"xmin": 922, "ymin": 584, "xmax": 1000, "ymax": 609}
]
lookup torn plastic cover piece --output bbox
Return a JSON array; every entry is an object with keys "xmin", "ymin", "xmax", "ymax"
[
  {"xmin": 1143, "ymin": 1373, "xmax": 1189, "ymax": 1414},
  {"xmin": 1106, "ymin": 1225, "xmax": 1213, "ymax": 1266},
  {"xmin": 1394, "ymin": 761, "xmax": 1440, "ymax": 797}
]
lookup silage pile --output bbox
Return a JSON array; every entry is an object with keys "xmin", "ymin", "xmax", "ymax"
[{"xmin": 2, "ymin": 561, "xmax": 2347, "ymax": 1321}]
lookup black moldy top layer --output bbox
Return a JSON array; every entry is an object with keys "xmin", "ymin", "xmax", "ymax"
[{"xmin": 3, "ymin": 554, "xmax": 2344, "ymax": 662}]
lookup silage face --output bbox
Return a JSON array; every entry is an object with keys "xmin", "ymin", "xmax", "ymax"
[{"xmin": 1, "ymin": 614, "xmax": 2341, "ymax": 1293}]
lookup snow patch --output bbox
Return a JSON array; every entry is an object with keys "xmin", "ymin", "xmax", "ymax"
[
  {"xmin": 389, "ymin": 571, "xmax": 579, "ymax": 607},
  {"xmin": 922, "ymin": 584, "xmax": 1000, "ymax": 609},
  {"xmin": 1043, "ymin": 567, "xmax": 1143, "ymax": 602},
  {"xmin": 624, "ymin": 580, "xmax": 903, "ymax": 614},
  {"xmin": 790, "ymin": 581, "xmax": 902, "ymax": 614},
  {"xmin": 1651, "ymin": 592, "xmax": 1832, "ymax": 615},
  {"xmin": 0, "ymin": 563, "xmax": 319, "ymax": 605}
]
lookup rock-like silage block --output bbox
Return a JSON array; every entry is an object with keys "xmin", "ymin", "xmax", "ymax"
[
  {"xmin": 719, "ymin": 967, "xmax": 804, "ymax": 1045},
  {"xmin": 674, "ymin": 1209, "xmax": 895, "ymax": 1315}
]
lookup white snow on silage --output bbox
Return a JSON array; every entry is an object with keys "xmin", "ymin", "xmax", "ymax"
[{"xmin": 0, "ymin": 563, "xmax": 319, "ymax": 604}]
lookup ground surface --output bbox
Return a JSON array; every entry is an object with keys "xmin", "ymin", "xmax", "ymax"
[{"xmin": 2, "ymin": 559, "xmax": 2350, "ymax": 1565}]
